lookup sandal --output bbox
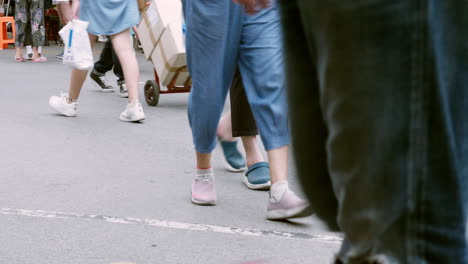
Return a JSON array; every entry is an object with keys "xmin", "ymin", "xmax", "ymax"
[
  {"xmin": 33, "ymin": 56, "xmax": 47, "ymax": 63},
  {"xmin": 15, "ymin": 57, "xmax": 26, "ymax": 62}
]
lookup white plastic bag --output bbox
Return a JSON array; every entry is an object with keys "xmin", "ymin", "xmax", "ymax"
[{"xmin": 59, "ymin": 20, "xmax": 94, "ymax": 70}]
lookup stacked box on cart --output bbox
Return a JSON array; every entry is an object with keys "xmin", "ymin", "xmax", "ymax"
[
  {"xmin": 137, "ymin": 0, "xmax": 183, "ymax": 60},
  {"xmin": 150, "ymin": 20, "xmax": 189, "ymax": 86},
  {"xmin": 138, "ymin": 8, "xmax": 157, "ymax": 60}
]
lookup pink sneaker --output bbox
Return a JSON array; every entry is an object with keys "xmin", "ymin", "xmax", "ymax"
[
  {"xmin": 266, "ymin": 189, "xmax": 311, "ymax": 220},
  {"xmin": 191, "ymin": 172, "xmax": 217, "ymax": 206}
]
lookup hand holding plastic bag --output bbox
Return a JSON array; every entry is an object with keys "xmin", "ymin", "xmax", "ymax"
[{"xmin": 59, "ymin": 20, "xmax": 94, "ymax": 70}]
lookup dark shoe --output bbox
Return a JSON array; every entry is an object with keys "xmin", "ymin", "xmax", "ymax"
[
  {"xmin": 243, "ymin": 162, "xmax": 271, "ymax": 190},
  {"xmin": 118, "ymin": 80, "xmax": 128, "ymax": 98},
  {"xmin": 90, "ymin": 71, "xmax": 114, "ymax": 93},
  {"xmin": 55, "ymin": 52, "xmax": 64, "ymax": 59},
  {"xmin": 219, "ymin": 138, "xmax": 246, "ymax": 172}
]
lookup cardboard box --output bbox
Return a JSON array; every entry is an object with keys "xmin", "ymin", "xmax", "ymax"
[
  {"xmin": 151, "ymin": 22, "xmax": 190, "ymax": 87},
  {"xmin": 137, "ymin": 3, "xmax": 158, "ymax": 59},
  {"xmin": 137, "ymin": 0, "xmax": 183, "ymax": 59}
]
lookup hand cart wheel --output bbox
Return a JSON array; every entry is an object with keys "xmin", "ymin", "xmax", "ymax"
[{"xmin": 144, "ymin": 80, "xmax": 160, "ymax": 106}]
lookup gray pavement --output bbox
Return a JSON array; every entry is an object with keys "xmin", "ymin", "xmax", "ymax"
[{"xmin": 0, "ymin": 44, "xmax": 342, "ymax": 264}]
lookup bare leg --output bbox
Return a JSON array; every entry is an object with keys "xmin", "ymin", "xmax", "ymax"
[
  {"xmin": 68, "ymin": 34, "xmax": 96, "ymax": 101},
  {"xmin": 241, "ymin": 136, "xmax": 265, "ymax": 167},
  {"xmin": 15, "ymin": 47, "xmax": 23, "ymax": 59},
  {"xmin": 217, "ymin": 112, "xmax": 236, "ymax": 141},
  {"xmin": 57, "ymin": 3, "xmax": 73, "ymax": 26},
  {"xmin": 110, "ymin": 29, "xmax": 139, "ymax": 101},
  {"xmin": 267, "ymin": 145, "xmax": 288, "ymax": 184},
  {"xmin": 32, "ymin": 47, "xmax": 41, "ymax": 60},
  {"xmin": 196, "ymin": 152, "xmax": 212, "ymax": 169}
]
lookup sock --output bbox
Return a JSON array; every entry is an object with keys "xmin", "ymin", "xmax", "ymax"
[
  {"xmin": 26, "ymin": 45, "xmax": 32, "ymax": 55},
  {"xmin": 270, "ymin": 181, "xmax": 288, "ymax": 201},
  {"xmin": 38, "ymin": 46, "xmax": 42, "ymax": 54},
  {"xmin": 66, "ymin": 97, "xmax": 77, "ymax": 104},
  {"xmin": 196, "ymin": 167, "xmax": 213, "ymax": 178},
  {"xmin": 128, "ymin": 98, "xmax": 140, "ymax": 106}
]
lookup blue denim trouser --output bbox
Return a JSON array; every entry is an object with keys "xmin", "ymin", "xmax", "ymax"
[
  {"xmin": 279, "ymin": 0, "xmax": 468, "ymax": 263},
  {"xmin": 183, "ymin": 0, "xmax": 289, "ymax": 153}
]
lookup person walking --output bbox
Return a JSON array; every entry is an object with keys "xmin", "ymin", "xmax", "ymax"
[
  {"xmin": 183, "ymin": 0, "xmax": 310, "ymax": 220},
  {"xmin": 217, "ymin": 71, "xmax": 270, "ymax": 190},
  {"xmin": 237, "ymin": 0, "xmax": 468, "ymax": 263},
  {"xmin": 14, "ymin": 0, "xmax": 47, "ymax": 62},
  {"xmin": 48, "ymin": 0, "xmax": 144, "ymax": 122}
]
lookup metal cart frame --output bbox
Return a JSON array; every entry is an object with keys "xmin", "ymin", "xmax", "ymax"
[{"xmin": 144, "ymin": 66, "xmax": 191, "ymax": 106}]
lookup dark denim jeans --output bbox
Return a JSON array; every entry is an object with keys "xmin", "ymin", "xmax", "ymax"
[
  {"xmin": 279, "ymin": 0, "xmax": 468, "ymax": 263},
  {"xmin": 93, "ymin": 40, "xmax": 124, "ymax": 81}
]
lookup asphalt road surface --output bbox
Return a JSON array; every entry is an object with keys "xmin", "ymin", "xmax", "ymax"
[{"xmin": 0, "ymin": 43, "xmax": 342, "ymax": 264}]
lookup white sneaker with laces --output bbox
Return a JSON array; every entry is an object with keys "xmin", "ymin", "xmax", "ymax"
[
  {"xmin": 119, "ymin": 100, "xmax": 145, "ymax": 122},
  {"xmin": 49, "ymin": 94, "xmax": 78, "ymax": 117}
]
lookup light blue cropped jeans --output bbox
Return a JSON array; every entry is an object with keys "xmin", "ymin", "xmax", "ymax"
[{"xmin": 183, "ymin": 0, "xmax": 289, "ymax": 154}]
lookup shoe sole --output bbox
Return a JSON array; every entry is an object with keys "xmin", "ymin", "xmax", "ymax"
[
  {"xmin": 91, "ymin": 78, "xmax": 115, "ymax": 93},
  {"xmin": 191, "ymin": 198, "xmax": 217, "ymax": 206},
  {"xmin": 266, "ymin": 203, "xmax": 313, "ymax": 220},
  {"xmin": 243, "ymin": 176, "xmax": 271, "ymax": 190},
  {"xmin": 119, "ymin": 116, "xmax": 145, "ymax": 122},
  {"xmin": 49, "ymin": 103, "xmax": 77, "ymax": 117},
  {"xmin": 191, "ymin": 191, "xmax": 216, "ymax": 206},
  {"xmin": 120, "ymin": 93, "xmax": 129, "ymax": 98},
  {"xmin": 223, "ymin": 158, "xmax": 246, "ymax": 172}
]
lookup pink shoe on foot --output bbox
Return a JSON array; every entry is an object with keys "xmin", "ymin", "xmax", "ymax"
[
  {"xmin": 191, "ymin": 169, "xmax": 217, "ymax": 206},
  {"xmin": 266, "ymin": 182, "xmax": 312, "ymax": 220}
]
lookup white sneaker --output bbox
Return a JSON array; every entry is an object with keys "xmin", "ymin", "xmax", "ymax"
[
  {"xmin": 119, "ymin": 101, "xmax": 145, "ymax": 122},
  {"xmin": 49, "ymin": 94, "xmax": 78, "ymax": 117}
]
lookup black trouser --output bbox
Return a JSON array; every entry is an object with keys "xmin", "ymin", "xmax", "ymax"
[
  {"xmin": 93, "ymin": 40, "xmax": 124, "ymax": 81},
  {"xmin": 229, "ymin": 70, "xmax": 258, "ymax": 137}
]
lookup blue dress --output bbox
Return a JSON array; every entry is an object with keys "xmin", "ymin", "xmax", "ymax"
[{"xmin": 79, "ymin": 0, "xmax": 140, "ymax": 35}]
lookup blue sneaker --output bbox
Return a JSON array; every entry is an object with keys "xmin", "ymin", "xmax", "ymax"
[
  {"xmin": 56, "ymin": 52, "xmax": 64, "ymax": 59},
  {"xmin": 243, "ymin": 162, "xmax": 271, "ymax": 190},
  {"xmin": 219, "ymin": 139, "xmax": 246, "ymax": 172}
]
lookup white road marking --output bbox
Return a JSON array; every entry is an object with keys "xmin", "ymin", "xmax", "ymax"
[{"xmin": 0, "ymin": 207, "xmax": 342, "ymax": 243}]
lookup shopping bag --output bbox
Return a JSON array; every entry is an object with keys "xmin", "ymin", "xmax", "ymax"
[{"xmin": 59, "ymin": 20, "xmax": 94, "ymax": 70}]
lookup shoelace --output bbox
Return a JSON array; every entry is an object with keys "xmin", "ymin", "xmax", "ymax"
[
  {"xmin": 195, "ymin": 174, "xmax": 213, "ymax": 183},
  {"xmin": 98, "ymin": 76, "xmax": 112, "ymax": 87}
]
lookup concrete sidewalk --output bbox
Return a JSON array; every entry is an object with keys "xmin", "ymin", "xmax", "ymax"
[{"xmin": 0, "ymin": 44, "xmax": 342, "ymax": 264}]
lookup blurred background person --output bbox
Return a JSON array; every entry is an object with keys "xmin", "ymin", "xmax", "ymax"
[
  {"xmin": 236, "ymin": 0, "xmax": 468, "ymax": 263},
  {"xmin": 48, "ymin": 0, "xmax": 144, "ymax": 122},
  {"xmin": 53, "ymin": 0, "xmax": 72, "ymax": 59},
  {"xmin": 14, "ymin": 0, "xmax": 47, "ymax": 62}
]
